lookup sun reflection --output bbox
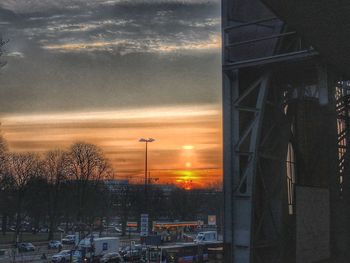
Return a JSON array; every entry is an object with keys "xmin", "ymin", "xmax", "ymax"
[{"xmin": 175, "ymin": 170, "xmax": 200, "ymax": 189}]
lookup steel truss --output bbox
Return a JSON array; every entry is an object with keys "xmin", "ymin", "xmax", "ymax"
[
  {"xmin": 223, "ymin": 1, "xmax": 340, "ymax": 262},
  {"xmin": 336, "ymin": 82, "xmax": 350, "ymax": 194}
]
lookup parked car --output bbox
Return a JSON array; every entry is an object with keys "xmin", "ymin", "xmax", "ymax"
[
  {"xmin": 40, "ymin": 227, "xmax": 49, "ymax": 233},
  {"xmin": 122, "ymin": 250, "xmax": 142, "ymax": 262},
  {"xmin": 52, "ymin": 250, "xmax": 71, "ymax": 262},
  {"xmin": 100, "ymin": 252, "xmax": 124, "ymax": 263},
  {"xmin": 48, "ymin": 240, "xmax": 63, "ymax": 249},
  {"xmin": 62, "ymin": 235, "xmax": 76, "ymax": 244},
  {"xmin": 194, "ymin": 231, "xmax": 218, "ymax": 243},
  {"xmin": 18, "ymin": 243, "xmax": 35, "ymax": 252},
  {"xmin": 119, "ymin": 246, "xmax": 129, "ymax": 256},
  {"xmin": 114, "ymin": 227, "xmax": 122, "ymax": 233},
  {"xmin": 70, "ymin": 250, "xmax": 83, "ymax": 263}
]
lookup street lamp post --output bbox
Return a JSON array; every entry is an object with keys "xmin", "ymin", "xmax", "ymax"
[{"xmin": 139, "ymin": 138, "xmax": 155, "ymax": 213}]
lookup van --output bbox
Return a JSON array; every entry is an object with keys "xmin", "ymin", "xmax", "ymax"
[{"xmin": 79, "ymin": 237, "xmax": 120, "ymax": 259}]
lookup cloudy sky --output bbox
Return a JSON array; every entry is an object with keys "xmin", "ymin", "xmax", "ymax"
[{"xmin": 0, "ymin": 0, "xmax": 222, "ymax": 188}]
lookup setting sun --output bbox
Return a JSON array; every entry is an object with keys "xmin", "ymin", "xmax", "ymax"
[
  {"xmin": 1, "ymin": 105, "xmax": 222, "ymax": 188},
  {"xmin": 182, "ymin": 145, "xmax": 194, "ymax": 150}
]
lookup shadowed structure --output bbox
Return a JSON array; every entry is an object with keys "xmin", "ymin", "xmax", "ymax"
[
  {"xmin": 223, "ymin": 1, "xmax": 350, "ymax": 262},
  {"xmin": 261, "ymin": 0, "xmax": 350, "ymax": 77}
]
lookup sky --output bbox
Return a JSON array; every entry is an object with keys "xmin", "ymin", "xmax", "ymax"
[{"xmin": 0, "ymin": 0, "xmax": 222, "ymax": 188}]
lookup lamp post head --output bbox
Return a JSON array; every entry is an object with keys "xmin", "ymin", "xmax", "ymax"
[{"xmin": 139, "ymin": 138, "xmax": 155, "ymax": 143}]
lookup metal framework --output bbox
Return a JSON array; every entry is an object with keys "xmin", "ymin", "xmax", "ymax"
[
  {"xmin": 223, "ymin": 0, "xmax": 341, "ymax": 262},
  {"xmin": 336, "ymin": 82, "xmax": 350, "ymax": 194},
  {"xmin": 223, "ymin": 70, "xmax": 270, "ymax": 262}
]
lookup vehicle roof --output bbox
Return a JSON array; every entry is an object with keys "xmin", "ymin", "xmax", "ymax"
[
  {"xmin": 59, "ymin": 250, "xmax": 71, "ymax": 253},
  {"xmin": 103, "ymin": 252, "xmax": 120, "ymax": 256}
]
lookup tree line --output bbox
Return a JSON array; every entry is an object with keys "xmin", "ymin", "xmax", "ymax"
[
  {"xmin": 0, "ymin": 136, "xmax": 223, "ymax": 242},
  {"xmin": 0, "ymin": 137, "xmax": 112, "ymax": 241}
]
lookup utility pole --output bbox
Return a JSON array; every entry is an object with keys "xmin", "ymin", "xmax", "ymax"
[{"xmin": 139, "ymin": 138, "xmax": 155, "ymax": 213}]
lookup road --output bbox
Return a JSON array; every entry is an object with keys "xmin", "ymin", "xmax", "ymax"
[
  {"xmin": 0, "ymin": 236, "xmax": 140, "ymax": 263},
  {"xmin": 0, "ymin": 243, "xmax": 73, "ymax": 263}
]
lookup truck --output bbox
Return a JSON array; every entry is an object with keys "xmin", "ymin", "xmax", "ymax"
[
  {"xmin": 79, "ymin": 237, "xmax": 120, "ymax": 260},
  {"xmin": 194, "ymin": 231, "xmax": 218, "ymax": 243}
]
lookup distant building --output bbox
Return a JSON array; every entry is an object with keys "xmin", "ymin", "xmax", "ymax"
[
  {"xmin": 104, "ymin": 179, "xmax": 129, "ymax": 193},
  {"xmin": 151, "ymin": 184, "xmax": 177, "ymax": 196}
]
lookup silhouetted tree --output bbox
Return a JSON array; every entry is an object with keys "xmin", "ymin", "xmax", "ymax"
[
  {"xmin": 25, "ymin": 177, "xmax": 48, "ymax": 233},
  {"xmin": 67, "ymin": 142, "xmax": 112, "ymax": 223},
  {"xmin": 0, "ymin": 38, "xmax": 9, "ymax": 234},
  {"xmin": 5, "ymin": 153, "xmax": 41, "ymax": 242},
  {"xmin": 0, "ymin": 136, "xmax": 10, "ymax": 235},
  {"xmin": 43, "ymin": 150, "xmax": 69, "ymax": 239}
]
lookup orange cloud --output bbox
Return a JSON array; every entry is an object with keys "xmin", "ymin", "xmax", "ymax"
[{"xmin": 1, "ymin": 104, "xmax": 222, "ymax": 188}]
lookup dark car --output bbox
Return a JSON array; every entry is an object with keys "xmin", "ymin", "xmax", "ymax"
[
  {"xmin": 100, "ymin": 252, "xmax": 124, "ymax": 263},
  {"xmin": 18, "ymin": 243, "xmax": 35, "ymax": 252},
  {"xmin": 123, "ymin": 250, "xmax": 143, "ymax": 262},
  {"xmin": 52, "ymin": 250, "xmax": 71, "ymax": 262}
]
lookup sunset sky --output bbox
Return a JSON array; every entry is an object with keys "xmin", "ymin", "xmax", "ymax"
[{"xmin": 0, "ymin": 0, "xmax": 222, "ymax": 188}]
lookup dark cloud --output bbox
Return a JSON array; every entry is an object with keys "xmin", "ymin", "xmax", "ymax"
[{"xmin": 0, "ymin": 0, "xmax": 221, "ymax": 114}]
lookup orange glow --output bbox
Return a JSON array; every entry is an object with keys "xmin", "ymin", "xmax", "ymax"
[
  {"xmin": 0, "ymin": 105, "xmax": 222, "ymax": 188},
  {"xmin": 182, "ymin": 145, "xmax": 194, "ymax": 150},
  {"xmin": 174, "ymin": 170, "xmax": 200, "ymax": 190}
]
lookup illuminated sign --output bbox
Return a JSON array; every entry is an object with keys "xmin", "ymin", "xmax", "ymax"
[
  {"xmin": 208, "ymin": 215, "xmax": 216, "ymax": 226},
  {"xmin": 140, "ymin": 214, "xmax": 149, "ymax": 237}
]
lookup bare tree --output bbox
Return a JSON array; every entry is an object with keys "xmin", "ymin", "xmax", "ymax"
[
  {"xmin": 5, "ymin": 153, "xmax": 41, "ymax": 242},
  {"xmin": 0, "ymin": 136, "xmax": 10, "ymax": 235},
  {"xmin": 0, "ymin": 136, "xmax": 8, "ymax": 181},
  {"xmin": 43, "ymin": 150, "xmax": 69, "ymax": 240},
  {"xmin": 0, "ymin": 36, "xmax": 9, "ymax": 235},
  {"xmin": 67, "ymin": 142, "xmax": 112, "ymax": 223}
]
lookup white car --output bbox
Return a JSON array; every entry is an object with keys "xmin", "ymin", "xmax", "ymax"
[
  {"xmin": 62, "ymin": 235, "xmax": 76, "ymax": 244},
  {"xmin": 194, "ymin": 231, "xmax": 218, "ymax": 243},
  {"xmin": 52, "ymin": 250, "xmax": 71, "ymax": 262}
]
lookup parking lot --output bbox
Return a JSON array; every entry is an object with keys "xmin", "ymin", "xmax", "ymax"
[{"xmin": 0, "ymin": 236, "xmax": 141, "ymax": 263}]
